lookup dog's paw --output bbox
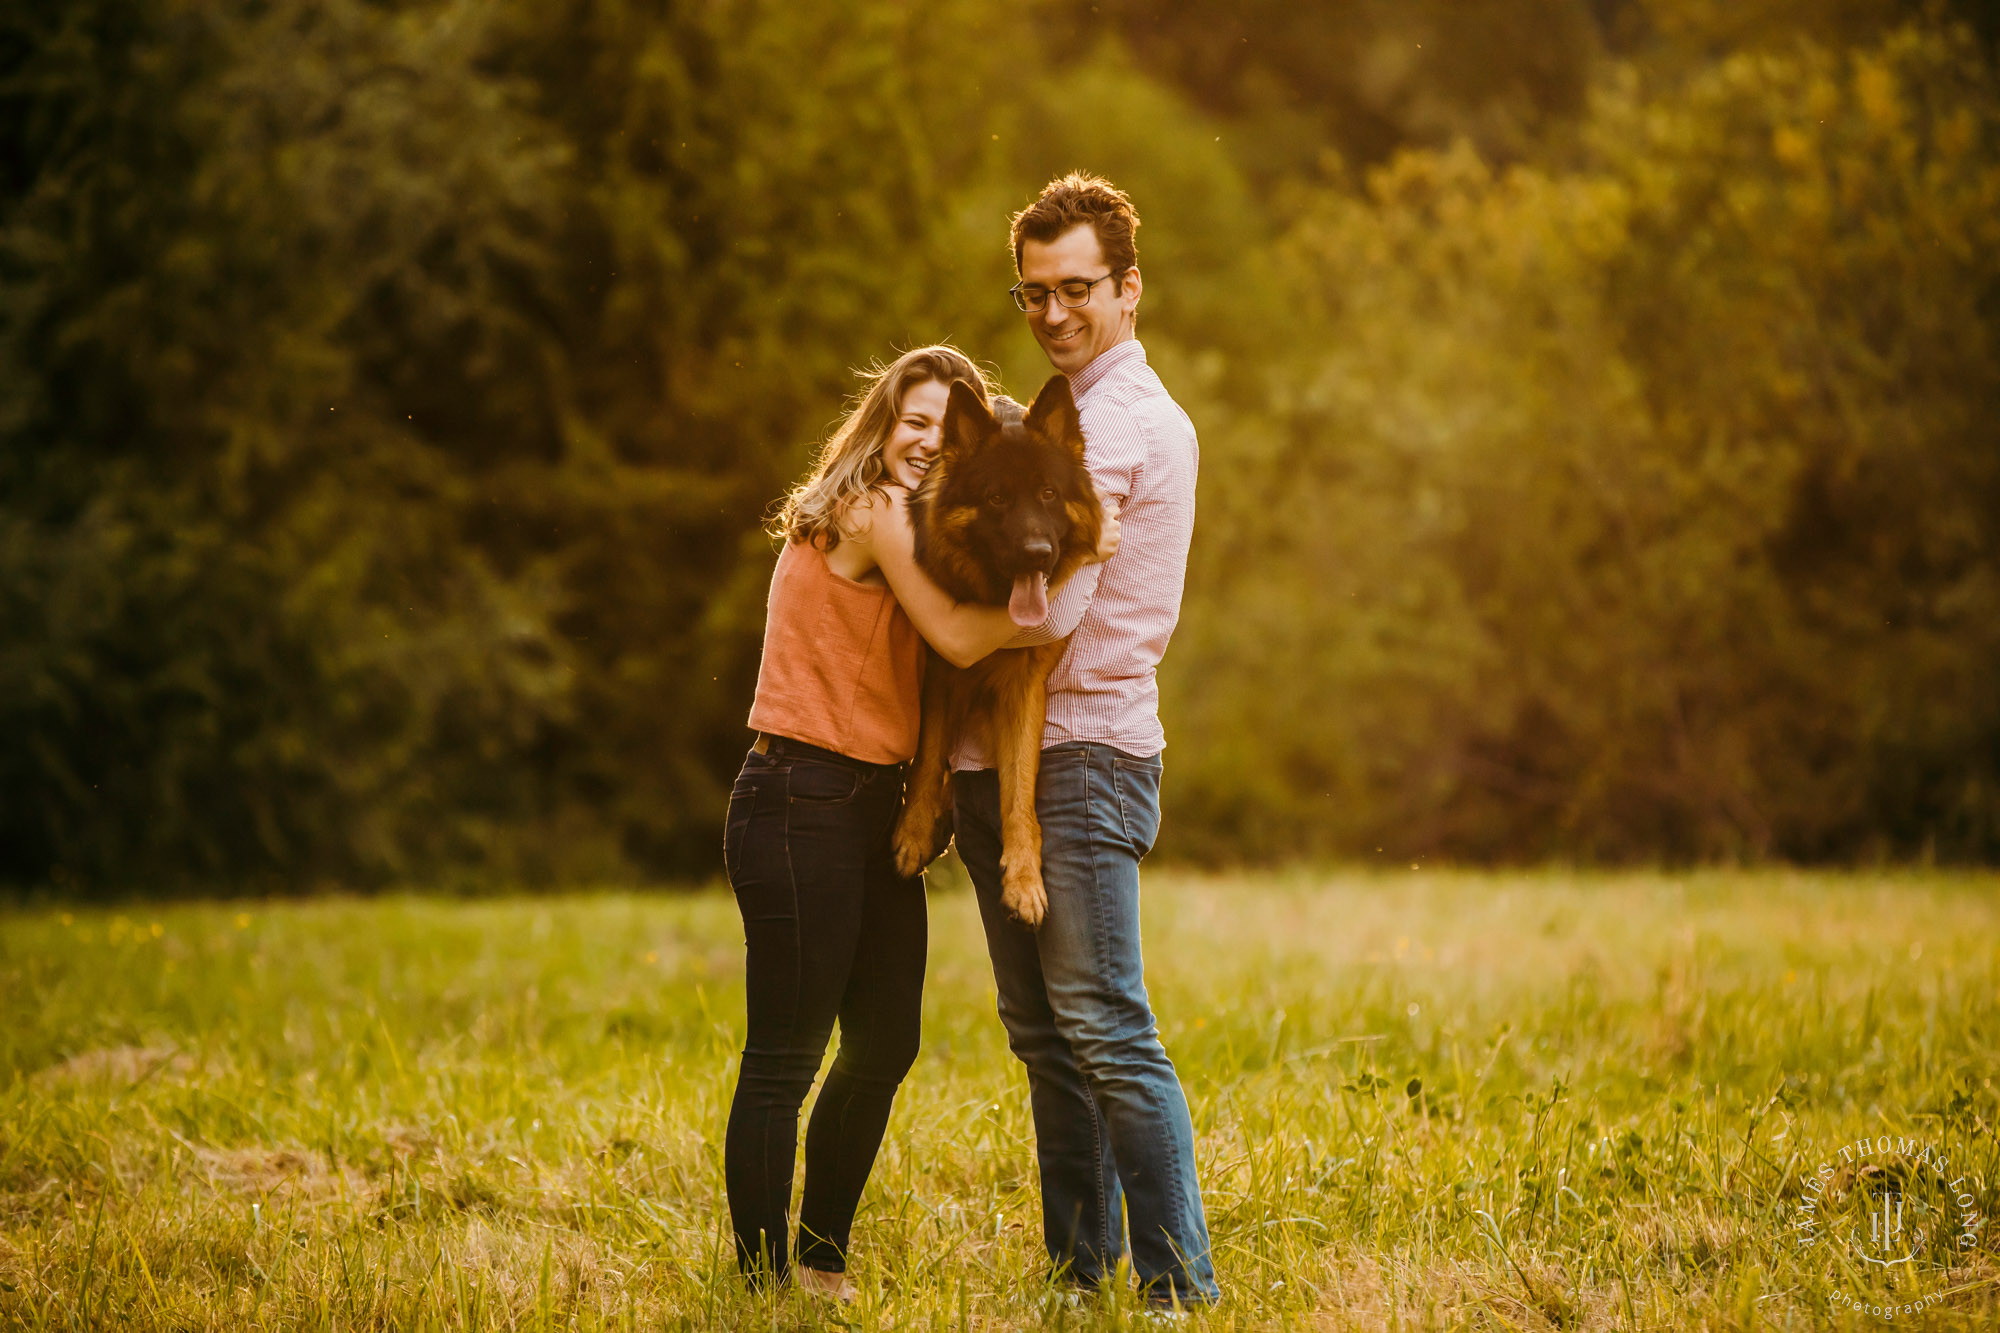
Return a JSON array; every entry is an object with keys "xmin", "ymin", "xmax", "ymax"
[
  {"xmin": 1000, "ymin": 867, "xmax": 1048, "ymax": 929},
  {"xmin": 892, "ymin": 805, "xmax": 950, "ymax": 878},
  {"xmin": 892, "ymin": 823, "xmax": 932, "ymax": 878}
]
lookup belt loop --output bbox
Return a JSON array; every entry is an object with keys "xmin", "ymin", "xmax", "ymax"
[{"xmin": 753, "ymin": 733, "xmax": 770, "ymax": 755}]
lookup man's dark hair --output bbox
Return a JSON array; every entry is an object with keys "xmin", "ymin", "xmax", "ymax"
[{"xmin": 1010, "ymin": 172, "xmax": 1140, "ymax": 276}]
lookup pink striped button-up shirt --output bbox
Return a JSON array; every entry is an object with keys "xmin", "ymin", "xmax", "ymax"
[{"xmin": 952, "ymin": 339, "xmax": 1197, "ymax": 769}]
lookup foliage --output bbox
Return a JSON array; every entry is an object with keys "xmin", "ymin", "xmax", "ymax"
[
  {"xmin": 0, "ymin": 0, "xmax": 1050, "ymax": 888},
  {"xmin": 1168, "ymin": 21, "xmax": 2000, "ymax": 864},
  {"xmin": 2, "ymin": 873, "xmax": 1996, "ymax": 1327},
  {"xmin": 2, "ymin": 2, "xmax": 1996, "ymax": 888},
  {"xmin": 1099, "ymin": 0, "xmax": 1601, "ymax": 172},
  {"xmin": 0, "ymin": 0, "xmax": 579, "ymax": 887}
]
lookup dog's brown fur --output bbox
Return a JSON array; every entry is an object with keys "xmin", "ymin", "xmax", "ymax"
[{"xmin": 891, "ymin": 376, "xmax": 1102, "ymax": 926}]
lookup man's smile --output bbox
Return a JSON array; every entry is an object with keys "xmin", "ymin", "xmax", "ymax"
[{"xmin": 1017, "ymin": 223, "xmax": 1139, "ymax": 374}]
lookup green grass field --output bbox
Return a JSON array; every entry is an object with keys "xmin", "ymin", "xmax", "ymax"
[{"xmin": 2, "ymin": 869, "xmax": 1996, "ymax": 1330}]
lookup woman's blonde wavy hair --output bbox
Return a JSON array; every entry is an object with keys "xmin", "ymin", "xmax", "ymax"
[{"xmin": 772, "ymin": 345, "xmax": 995, "ymax": 549}]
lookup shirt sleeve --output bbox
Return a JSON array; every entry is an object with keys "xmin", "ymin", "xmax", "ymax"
[
  {"xmin": 1079, "ymin": 394, "xmax": 1145, "ymax": 506},
  {"xmin": 1003, "ymin": 562, "xmax": 1100, "ymax": 647}
]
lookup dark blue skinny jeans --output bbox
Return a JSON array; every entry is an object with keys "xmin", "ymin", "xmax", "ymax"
[{"xmin": 722, "ymin": 736, "xmax": 926, "ymax": 1282}]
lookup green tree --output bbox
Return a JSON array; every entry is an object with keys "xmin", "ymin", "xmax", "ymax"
[
  {"xmin": 1166, "ymin": 21, "xmax": 2000, "ymax": 862},
  {"xmin": 0, "ymin": 0, "xmax": 576, "ymax": 888}
]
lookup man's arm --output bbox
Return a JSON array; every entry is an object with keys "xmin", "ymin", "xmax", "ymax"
[{"xmin": 1002, "ymin": 563, "xmax": 1099, "ymax": 646}]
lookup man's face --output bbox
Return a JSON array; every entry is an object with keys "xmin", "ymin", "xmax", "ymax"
[{"xmin": 1018, "ymin": 223, "xmax": 1141, "ymax": 377}]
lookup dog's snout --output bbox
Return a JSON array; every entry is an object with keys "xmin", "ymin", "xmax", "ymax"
[{"xmin": 1021, "ymin": 537, "xmax": 1054, "ymax": 564}]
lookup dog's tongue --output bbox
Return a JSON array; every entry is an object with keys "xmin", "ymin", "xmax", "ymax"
[{"xmin": 1009, "ymin": 572, "xmax": 1050, "ymax": 627}]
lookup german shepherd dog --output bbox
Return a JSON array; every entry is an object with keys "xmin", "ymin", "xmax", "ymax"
[{"xmin": 890, "ymin": 375, "xmax": 1103, "ymax": 927}]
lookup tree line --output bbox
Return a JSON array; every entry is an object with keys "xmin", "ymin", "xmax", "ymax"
[{"xmin": 4, "ymin": 0, "xmax": 1996, "ymax": 893}]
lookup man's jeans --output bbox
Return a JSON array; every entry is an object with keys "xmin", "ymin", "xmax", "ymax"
[{"xmin": 952, "ymin": 743, "xmax": 1219, "ymax": 1306}]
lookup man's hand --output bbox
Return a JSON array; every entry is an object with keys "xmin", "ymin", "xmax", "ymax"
[{"xmin": 1093, "ymin": 494, "xmax": 1121, "ymax": 563}]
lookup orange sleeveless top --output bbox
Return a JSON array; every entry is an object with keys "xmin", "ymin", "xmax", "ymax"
[{"xmin": 746, "ymin": 541, "xmax": 925, "ymax": 764}]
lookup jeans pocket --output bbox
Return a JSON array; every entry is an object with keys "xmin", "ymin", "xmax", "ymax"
[
  {"xmin": 1110, "ymin": 754, "xmax": 1163, "ymax": 860},
  {"xmin": 724, "ymin": 751, "xmax": 778, "ymax": 885},
  {"xmin": 724, "ymin": 783, "xmax": 761, "ymax": 886},
  {"xmin": 787, "ymin": 759, "xmax": 864, "ymax": 806}
]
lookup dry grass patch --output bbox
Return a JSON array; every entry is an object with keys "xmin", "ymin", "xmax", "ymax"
[{"xmin": 29, "ymin": 1044, "xmax": 194, "ymax": 1089}]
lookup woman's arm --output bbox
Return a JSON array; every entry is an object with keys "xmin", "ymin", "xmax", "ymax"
[{"xmin": 846, "ymin": 490, "xmax": 1021, "ymax": 668}]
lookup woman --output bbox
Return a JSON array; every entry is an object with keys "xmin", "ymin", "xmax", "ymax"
[{"xmin": 722, "ymin": 345, "xmax": 1115, "ymax": 1297}]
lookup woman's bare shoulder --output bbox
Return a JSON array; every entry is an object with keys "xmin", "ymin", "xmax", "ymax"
[{"xmin": 838, "ymin": 485, "xmax": 906, "ymax": 545}]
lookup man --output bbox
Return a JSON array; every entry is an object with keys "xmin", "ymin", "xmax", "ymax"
[{"xmin": 949, "ymin": 172, "xmax": 1218, "ymax": 1308}]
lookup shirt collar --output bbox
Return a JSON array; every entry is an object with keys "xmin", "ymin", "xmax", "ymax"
[{"xmin": 1067, "ymin": 338, "xmax": 1146, "ymax": 402}]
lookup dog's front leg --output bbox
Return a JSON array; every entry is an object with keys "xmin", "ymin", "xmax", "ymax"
[
  {"xmin": 994, "ymin": 643, "xmax": 1064, "ymax": 928},
  {"xmin": 892, "ymin": 658, "xmax": 959, "ymax": 878}
]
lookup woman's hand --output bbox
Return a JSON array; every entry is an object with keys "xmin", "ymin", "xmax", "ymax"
[{"xmin": 1093, "ymin": 494, "xmax": 1121, "ymax": 563}]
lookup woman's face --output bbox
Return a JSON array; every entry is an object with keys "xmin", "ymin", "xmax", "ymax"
[{"xmin": 882, "ymin": 378, "xmax": 952, "ymax": 489}]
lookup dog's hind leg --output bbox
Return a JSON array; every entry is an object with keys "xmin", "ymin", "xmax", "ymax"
[
  {"xmin": 892, "ymin": 659, "xmax": 959, "ymax": 878},
  {"xmin": 994, "ymin": 643, "xmax": 1065, "ymax": 928}
]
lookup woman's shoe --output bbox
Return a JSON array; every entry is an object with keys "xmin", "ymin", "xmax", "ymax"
[{"xmin": 792, "ymin": 1265, "xmax": 857, "ymax": 1303}]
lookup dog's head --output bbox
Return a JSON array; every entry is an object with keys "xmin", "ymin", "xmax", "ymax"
[{"xmin": 908, "ymin": 375, "xmax": 1103, "ymax": 626}]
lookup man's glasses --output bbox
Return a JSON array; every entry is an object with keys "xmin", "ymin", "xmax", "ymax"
[{"xmin": 1010, "ymin": 269, "xmax": 1126, "ymax": 313}]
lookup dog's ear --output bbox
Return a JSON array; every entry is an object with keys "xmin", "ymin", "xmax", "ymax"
[
  {"xmin": 1025, "ymin": 374, "xmax": 1084, "ymax": 463},
  {"xmin": 941, "ymin": 379, "xmax": 998, "ymax": 462}
]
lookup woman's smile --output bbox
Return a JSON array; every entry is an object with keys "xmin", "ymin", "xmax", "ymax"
[{"xmin": 883, "ymin": 379, "xmax": 950, "ymax": 488}]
